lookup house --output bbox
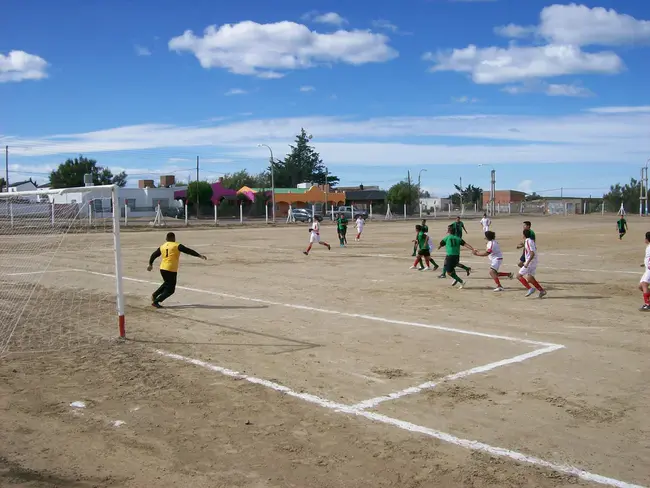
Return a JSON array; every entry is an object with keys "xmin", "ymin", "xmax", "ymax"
[
  {"xmin": 344, "ymin": 189, "xmax": 387, "ymax": 209},
  {"xmin": 173, "ymin": 180, "xmax": 237, "ymax": 205},
  {"xmin": 237, "ymin": 185, "xmax": 347, "ymax": 216},
  {"xmin": 5, "ymin": 179, "xmax": 40, "ymax": 202},
  {"xmin": 420, "ymin": 197, "xmax": 451, "ymax": 212},
  {"xmin": 49, "ymin": 186, "xmax": 181, "ymax": 217},
  {"xmin": 483, "ymin": 190, "xmax": 527, "ymax": 206}
]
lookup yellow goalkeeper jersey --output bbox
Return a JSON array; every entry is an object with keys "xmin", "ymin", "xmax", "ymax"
[{"xmin": 160, "ymin": 242, "xmax": 181, "ymax": 272}]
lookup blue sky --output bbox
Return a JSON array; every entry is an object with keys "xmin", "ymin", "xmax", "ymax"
[{"xmin": 1, "ymin": 0, "xmax": 649, "ymax": 197}]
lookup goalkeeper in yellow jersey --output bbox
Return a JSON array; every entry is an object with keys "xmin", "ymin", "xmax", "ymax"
[{"xmin": 147, "ymin": 232, "xmax": 207, "ymax": 308}]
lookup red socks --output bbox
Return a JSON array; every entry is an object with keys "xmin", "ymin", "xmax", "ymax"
[
  {"xmin": 518, "ymin": 276, "xmax": 531, "ymax": 289},
  {"xmin": 644, "ymin": 293, "xmax": 650, "ymax": 305},
  {"xmin": 498, "ymin": 272, "xmax": 510, "ymax": 277},
  {"xmin": 530, "ymin": 277, "xmax": 544, "ymax": 292},
  {"xmin": 494, "ymin": 277, "xmax": 502, "ymax": 287}
]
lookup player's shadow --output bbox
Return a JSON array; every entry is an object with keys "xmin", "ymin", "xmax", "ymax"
[
  {"xmin": 543, "ymin": 296, "xmax": 606, "ymax": 300},
  {"xmin": 163, "ymin": 304, "xmax": 268, "ymax": 310},
  {"xmin": 545, "ymin": 281, "xmax": 599, "ymax": 286}
]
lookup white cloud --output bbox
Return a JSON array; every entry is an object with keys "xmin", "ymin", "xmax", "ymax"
[
  {"xmin": 545, "ymin": 83, "xmax": 593, "ymax": 97},
  {"xmin": 452, "ymin": 95, "xmax": 478, "ymax": 103},
  {"xmin": 5, "ymin": 111, "xmax": 650, "ymax": 168},
  {"xmin": 134, "ymin": 45, "xmax": 151, "ymax": 56},
  {"xmin": 517, "ymin": 179, "xmax": 533, "ymax": 193},
  {"xmin": 224, "ymin": 88, "xmax": 247, "ymax": 96},
  {"xmin": 371, "ymin": 19, "xmax": 399, "ymax": 33},
  {"xmin": 427, "ymin": 44, "xmax": 623, "ymax": 84},
  {"xmin": 538, "ymin": 4, "xmax": 650, "ymax": 46},
  {"xmin": 0, "ymin": 50, "xmax": 48, "ymax": 83},
  {"xmin": 493, "ymin": 23, "xmax": 536, "ymax": 39},
  {"xmin": 502, "ymin": 81, "xmax": 593, "ymax": 97},
  {"xmin": 312, "ymin": 12, "xmax": 348, "ymax": 26},
  {"xmin": 496, "ymin": 4, "xmax": 650, "ymax": 46},
  {"xmin": 168, "ymin": 21, "xmax": 397, "ymax": 78},
  {"xmin": 586, "ymin": 106, "xmax": 650, "ymax": 114},
  {"xmin": 300, "ymin": 85, "xmax": 315, "ymax": 92}
]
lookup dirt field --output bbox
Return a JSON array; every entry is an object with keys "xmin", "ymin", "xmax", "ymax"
[{"xmin": 1, "ymin": 215, "xmax": 648, "ymax": 488}]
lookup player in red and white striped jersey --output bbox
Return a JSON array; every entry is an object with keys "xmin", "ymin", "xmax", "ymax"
[
  {"xmin": 303, "ymin": 220, "xmax": 331, "ymax": 256},
  {"xmin": 473, "ymin": 231, "xmax": 513, "ymax": 292}
]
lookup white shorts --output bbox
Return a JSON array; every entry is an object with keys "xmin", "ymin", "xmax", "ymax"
[
  {"xmin": 640, "ymin": 269, "xmax": 650, "ymax": 284},
  {"xmin": 483, "ymin": 226, "xmax": 490, "ymax": 233},
  {"xmin": 490, "ymin": 257, "xmax": 503, "ymax": 271},
  {"xmin": 357, "ymin": 227, "xmax": 363, "ymax": 233},
  {"xmin": 519, "ymin": 261, "xmax": 537, "ymax": 277},
  {"xmin": 309, "ymin": 232, "xmax": 320, "ymax": 244}
]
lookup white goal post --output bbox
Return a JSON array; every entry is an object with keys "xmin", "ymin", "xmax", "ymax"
[{"xmin": 0, "ymin": 185, "xmax": 125, "ymax": 356}]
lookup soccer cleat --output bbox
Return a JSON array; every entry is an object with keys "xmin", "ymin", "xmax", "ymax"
[
  {"xmin": 410, "ymin": 265, "xmax": 418, "ymax": 270},
  {"xmin": 452, "ymin": 280, "xmax": 459, "ymax": 287},
  {"xmin": 433, "ymin": 265, "xmax": 439, "ymax": 271},
  {"xmin": 508, "ymin": 272, "xmax": 514, "ymax": 280},
  {"xmin": 303, "ymin": 251, "xmax": 309, "ymax": 256},
  {"xmin": 327, "ymin": 244, "xmax": 331, "ymax": 250},
  {"xmin": 525, "ymin": 288, "xmax": 536, "ymax": 297},
  {"xmin": 438, "ymin": 274, "xmax": 446, "ymax": 279},
  {"xmin": 493, "ymin": 287, "xmax": 504, "ymax": 292},
  {"xmin": 458, "ymin": 281, "xmax": 466, "ymax": 289},
  {"xmin": 538, "ymin": 290, "xmax": 547, "ymax": 299},
  {"xmin": 640, "ymin": 304, "xmax": 650, "ymax": 311},
  {"xmin": 152, "ymin": 302, "xmax": 163, "ymax": 309},
  {"xmin": 466, "ymin": 268, "xmax": 472, "ymax": 276}
]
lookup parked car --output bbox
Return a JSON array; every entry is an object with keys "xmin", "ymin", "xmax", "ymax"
[
  {"xmin": 291, "ymin": 208, "xmax": 323, "ymax": 222},
  {"xmin": 162, "ymin": 206, "xmax": 185, "ymax": 219},
  {"xmin": 326, "ymin": 206, "xmax": 368, "ymax": 220}
]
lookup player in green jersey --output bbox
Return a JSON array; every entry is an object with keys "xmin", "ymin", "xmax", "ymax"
[
  {"xmin": 336, "ymin": 213, "xmax": 349, "ymax": 247},
  {"xmin": 439, "ymin": 217, "xmax": 472, "ymax": 277},
  {"xmin": 437, "ymin": 225, "xmax": 475, "ymax": 288},
  {"xmin": 412, "ymin": 219, "xmax": 429, "ymax": 256},
  {"xmin": 451, "ymin": 216, "xmax": 467, "ymax": 238},
  {"xmin": 517, "ymin": 221, "xmax": 536, "ymax": 267},
  {"xmin": 617, "ymin": 216, "xmax": 627, "ymax": 240},
  {"xmin": 410, "ymin": 225, "xmax": 439, "ymax": 271}
]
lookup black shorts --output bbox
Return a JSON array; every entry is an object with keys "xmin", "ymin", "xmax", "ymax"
[
  {"xmin": 619, "ymin": 229, "xmax": 626, "ymax": 235},
  {"xmin": 444, "ymin": 255, "xmax": 460, "ymax": 273},
  {"xmin": 418, "ymin": 249, "xmax": 431, "ymax": 257},
  {"xmin": 338, "ymin": 227, "xmax": 347, "ymax": 236}
]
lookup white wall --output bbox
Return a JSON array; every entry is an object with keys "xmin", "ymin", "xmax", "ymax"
[{"xmin": 420, "ymin": 197, "xmax": 450, "ymax": 210}]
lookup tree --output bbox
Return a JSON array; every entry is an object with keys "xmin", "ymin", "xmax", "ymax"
[
  {"xmin": 49, "ymin": 155, "xmax": 127, "ymax": 189},
  {"xmin": 0, "ymin": 177, "xmax": 5, "ymax": 190},
  {"xmin": 220, "ymin": 170, "xmax": 269, "ymax": 190},
  {"xmin": 187, "ymin": 181, "xmax": 214, "ymax": 206},
  {"xmin": 419, "ymin": 189, "xmax": 431, "ymax": 199},
  {"xmin": 604, "ymin": 178, "xmax": 640, "ymax": 214},
  {"xmin": 387, "ymin": 181, "xmax": 419, "ymax": 207},
  {"xmin": 450, "ymin": 184, "xmax": 483, "ymax": 207},
  {"xmin": 272, "ymin": 129, "xmax": 339, "ymax": 188},
  {"xmin": 525, "ymin": 192, "xmax": 542, "ymax": 201}
]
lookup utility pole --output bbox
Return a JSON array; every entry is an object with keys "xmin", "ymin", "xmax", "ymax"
[
  {"xmin": 459, "ymin": 176, "xmax": 463, "ymax": 212},
  {"xmin": 196, "ymin": 156, "xmax": 200, "ymax": 219},
  {"xmin": 407, "ymin": 170, "xmax": 412, "ymax": 216},
  {"xmin": 4, "ymin": 145, "xmax": 8, "ymax": 192}
]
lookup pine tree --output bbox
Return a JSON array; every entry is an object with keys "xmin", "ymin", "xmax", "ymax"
[{"xmin": 273, "ymin": 129, "xmax": 339, "ymax": 188}]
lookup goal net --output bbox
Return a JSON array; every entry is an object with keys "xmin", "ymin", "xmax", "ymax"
[{"xmin": 0, "ymin": 185, "xmax": 125, "ymax": 356}]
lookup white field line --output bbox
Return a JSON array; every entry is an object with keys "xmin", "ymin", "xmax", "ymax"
[
  {"xmin": 3, "ymin": 269, "xmax": 77, "ymax": 277},
  {"xmin": 226, "ymin": 243, "xmax": 641, "ymax": 276},
  {"xmin": 351, "ymin": 344, "xmax": 563, "ymax": 410},
  {"xmin": 157, "ymin": 350, "xmax": 644, "ymax": 488},
  {"xmin": 73, "ymin": 269, "xmax": 560, "ymax": 348}
]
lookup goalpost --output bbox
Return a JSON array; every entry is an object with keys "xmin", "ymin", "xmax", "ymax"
[{"xmin": 0, "ymin": 185, "xmax": 125, "ymax": 356}]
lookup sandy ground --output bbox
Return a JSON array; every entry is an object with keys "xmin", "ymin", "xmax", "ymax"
[{"xmin": 1, "ymin": 214, "xmax": 649, "ymax": 487}]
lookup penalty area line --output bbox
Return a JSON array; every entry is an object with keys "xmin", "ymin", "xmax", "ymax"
[
  {"xmin": 71, "ymin": 269, "xmax": 561, "ymax": 348},
  {"xmin": 350, "ymin": 344, "xmax": 564, "ymax": 410},
  {"xmin": 157, "ymin": 349, "xmax": 643, "ymax": 488}
]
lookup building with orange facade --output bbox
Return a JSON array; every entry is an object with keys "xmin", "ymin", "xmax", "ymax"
[{"xmin": 237, "ymin": 185, "xmax": 346, "ymax": 216}]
